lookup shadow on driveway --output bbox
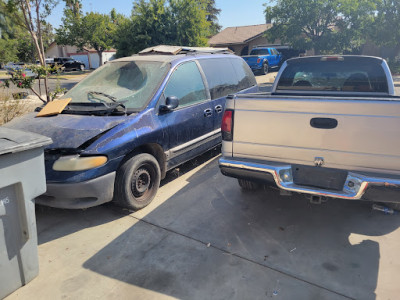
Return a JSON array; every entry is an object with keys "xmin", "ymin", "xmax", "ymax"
[
  {"xmin": 81, "ymin": 156, "xmax": 400, "ymax": 299},
  {"xmin": 35, "ymin": 147, "xmax": 221, "ymax": 246}
]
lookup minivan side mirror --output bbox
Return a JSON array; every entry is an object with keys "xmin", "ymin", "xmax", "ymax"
[{"xmin": 159, "ymin": 96, "xmax": 179, "ymax": 112}]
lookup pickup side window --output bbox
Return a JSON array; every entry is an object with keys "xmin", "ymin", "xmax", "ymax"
[
  {"xmin": 164, "ymin": 61, "xmax": 207, "ymax": 107},
  {"xmin": 276, "ymin": 59, "xmax": 388, "ymax": 93},
  {"xmin": 198, "ymin": 58, "xmax": 239, "ymax": 99}
]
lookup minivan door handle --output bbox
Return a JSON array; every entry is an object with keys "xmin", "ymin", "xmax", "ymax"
[
  {"xmin": 310, "ymin": 118, "xmax": 338, "ymax": 129},
  {"xmin": 204, "ymin": 108, "xmax": 213, "ymax": 117},
  {"xmin": 215, "ymin": 105, "xmax": 223, "ymax": 113}
]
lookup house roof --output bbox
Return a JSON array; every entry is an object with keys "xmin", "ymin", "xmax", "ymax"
[
  {"xmin": 46, "ymin": 41, "xmax": 116, "ymax": 53},
  {"xmin": 208, "ymin": 24, "xmax": 272, "ymax": 46}
]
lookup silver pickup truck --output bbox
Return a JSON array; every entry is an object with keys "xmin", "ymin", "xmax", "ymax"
[{"xmin": 219, "ymin": 55, "xmax": 400, "ymax": 209}]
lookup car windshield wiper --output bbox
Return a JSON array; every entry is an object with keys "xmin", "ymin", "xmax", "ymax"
[
  {"xmin": 60, "ymin": 102, "xmax": 127, "ymax": 116},
  {"xmin": 88, "ymin": 91, "xmax": 117, "ymax": 102}
]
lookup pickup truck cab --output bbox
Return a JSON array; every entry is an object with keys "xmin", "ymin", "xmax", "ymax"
[
  {"xmin": 219, "ymin": 55, "xmax": 400, "ymax": 209},
  {"xmin": 242, "ymin": 47, "xmax": 282, "ymax": 75},
  {"xmin": 5, "ymin": 45, "xmax": 258, "ymax": 210}
]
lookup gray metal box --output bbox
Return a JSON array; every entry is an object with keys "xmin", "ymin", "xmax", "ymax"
[{"xmin": 0, "ymin": 127, "xmax": 51, "ymax": 299}]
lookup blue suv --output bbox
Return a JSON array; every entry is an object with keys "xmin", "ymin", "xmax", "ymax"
[{"xmin": 5, "ymin": 46, "xmax": 258, "ymax": 210}]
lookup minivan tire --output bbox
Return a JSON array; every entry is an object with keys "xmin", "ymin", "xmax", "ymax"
[
  {"xmin": 114, "ymin": 153, "xmax": 161, "ymax": 210},
  {"xmin": 238, "ymin": 179, "xmax": 260, "ymax": 191}
]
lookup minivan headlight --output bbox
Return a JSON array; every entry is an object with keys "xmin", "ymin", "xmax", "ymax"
[{"xmin": 53, "ymin": 155, "xmax": 108, "ymax": 171}]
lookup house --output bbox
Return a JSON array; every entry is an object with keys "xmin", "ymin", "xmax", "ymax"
[
  {"xmin": 208, "ymin": 24, "xmax": 280, "ymax": 56},
  {"xmin": 45, "ymin": 42, "xmax": 116, "ymax": 69}
]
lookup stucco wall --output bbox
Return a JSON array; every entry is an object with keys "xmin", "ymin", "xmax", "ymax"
[
  {"xmin": 247, "ymin": 36, "xmax": 270, "ymax": 54},
  {"xmin": 45, "ymin": 44, "xmax": 80, "ymax": 58}
]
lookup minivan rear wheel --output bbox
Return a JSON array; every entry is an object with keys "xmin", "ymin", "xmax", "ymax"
[{"xmin": 114, "ymin": 153, "xmax": 161, "ymax": 210}]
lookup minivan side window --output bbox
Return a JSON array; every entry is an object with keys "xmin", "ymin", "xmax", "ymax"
[
  {"xmin": 164, "ymin": 61, "xmax": 208, "ymax": 107},
  {"xmin": 198, "ymin": 58, "xmax": 239, "ymax": 99},
  {"xmin": 230, "ymin": 58, "xmax": 257, "ymax": 90}
]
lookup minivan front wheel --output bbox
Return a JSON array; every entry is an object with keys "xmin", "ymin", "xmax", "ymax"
[{"xmin": 114, "ymin": 153, "xmax": 161, "ymax": 210}]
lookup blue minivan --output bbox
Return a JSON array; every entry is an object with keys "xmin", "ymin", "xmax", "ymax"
[{"xmin": 5, "ymin": 46, "xmax": 258, "ymax": 210}]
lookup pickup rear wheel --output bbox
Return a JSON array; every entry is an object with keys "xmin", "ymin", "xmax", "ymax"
[
  {"xmin": 261, "ymin": 62, "xmax": 269, "ymax": 75},
  {"xmin": 80, "ymin": 64, "xmax": 85, "ymax": 71},
  {"xmin": 238, "ymin": 179, "xmax": 260, "ymax": 191},
  {"xmin": 114, "ymin": 153, "xmax": 161, "ymax": 210},
  {"xmin": 385, "ymin": 202, "xmax": 400, "ymax": 211}
]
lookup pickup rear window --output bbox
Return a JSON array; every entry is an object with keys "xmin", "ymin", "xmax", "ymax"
[
  {"xmin": 250, "ymin": 49, "xmax": 270, "ymax": 56},
  {"xmin": 276, "ymin": 58, "xmax": 388, "ymax": 93}
]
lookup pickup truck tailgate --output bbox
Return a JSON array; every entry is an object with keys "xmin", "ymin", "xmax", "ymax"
[
  {"xmin": 242, "ymin": 56, "xmax": 259, "ymax": 67},
  {"xmin": 233, "ymin": 95, "xmax": 400, "ymax": 175}
]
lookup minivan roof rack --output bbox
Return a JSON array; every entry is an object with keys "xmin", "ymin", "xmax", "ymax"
[{"xmin": 139, "ymin": 45, "xmax": 233, "ymax": 55}]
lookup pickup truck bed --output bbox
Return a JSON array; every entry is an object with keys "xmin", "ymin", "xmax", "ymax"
[{"xmin": 219, "ymin": 55, "xmax": 400, "ymax": 206}]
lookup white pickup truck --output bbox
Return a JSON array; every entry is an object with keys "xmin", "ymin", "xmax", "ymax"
[{"xmin": 219, "ymin": 55, "xmax": 400, "ymax": 209}]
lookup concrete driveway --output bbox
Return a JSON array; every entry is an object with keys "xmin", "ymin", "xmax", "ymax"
[{"xmin": 6, "ymin": 149, "xmax": 400, "ymax": 300}]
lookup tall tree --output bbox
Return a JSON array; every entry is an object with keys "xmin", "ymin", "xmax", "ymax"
[
  {"xmin": 170, "ymin": 0, "xmax": 209, "ymax": 46},
  {"xmin": 65, "ymin": 0, "xmax": 81, "ymax": 17},
  {"xmin": 201, "ymin": 0, "xmax": 221, "ymax": 36},
  {"xmin": 264, "ymin": 0, "xmax": 375, "ymax": 54},
  {"xmin": 371, "ymin": 0, "xmax": 400, "ymax": 61},
  {"xmin": 57, "ymin": 2, "xmax": 115, "ymax": 66},
  {"xmin": 114, "ymin": 0, "xmax": 210, "ymax": 57},
  {"xmin": 2, "ymin": 0, "xmax": 58, "ymax": 102},
  {"xmin": 79, "ymin": 12, "xmax": 115, "ymax": 65}
]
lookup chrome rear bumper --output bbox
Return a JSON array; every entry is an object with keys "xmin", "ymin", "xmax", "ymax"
[{"xmin": 219, "ymin": 157, "xmax": 400, "ymax": 201}]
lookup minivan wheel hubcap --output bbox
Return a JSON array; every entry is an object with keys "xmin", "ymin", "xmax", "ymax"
[{"xmin": 132, "ymin": 168, "xmax": 151, "ymax": 195}]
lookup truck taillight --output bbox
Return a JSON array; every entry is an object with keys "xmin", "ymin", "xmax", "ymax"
[
  {"xmin": 221, "ymin": 110, "xmax": 233, "ymax": 141},
  {"xmin": 257, "ymin": 58, "xmax": 261, "ymax": 64}
]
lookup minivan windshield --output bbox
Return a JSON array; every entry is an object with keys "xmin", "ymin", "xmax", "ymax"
[{"xmin": 64, "ymin": 60, "xmax": 170, "ymax": 110}]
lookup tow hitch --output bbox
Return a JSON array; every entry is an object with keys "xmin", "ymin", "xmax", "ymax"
[{"xmin": 306, "ymin": 195, "xmax": 328, "ymax": 204}]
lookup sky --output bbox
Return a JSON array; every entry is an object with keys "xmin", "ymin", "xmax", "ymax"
[{"xmin": 47, "ymin": 0, "xmax": 268, "ymax": 30}]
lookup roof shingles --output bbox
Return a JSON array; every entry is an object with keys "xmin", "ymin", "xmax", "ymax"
[{"xmin": 209, "ymin": 24, "xmax": 272, "ymax": 46}]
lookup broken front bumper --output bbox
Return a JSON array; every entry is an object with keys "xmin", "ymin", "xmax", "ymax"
[
  {"xmin": 35, "ymin": 172, "xmax": 116, "ymax": 209},
  {"xmin": 219, "ymin": 157, "xmax": 400, "ymax": 203}
]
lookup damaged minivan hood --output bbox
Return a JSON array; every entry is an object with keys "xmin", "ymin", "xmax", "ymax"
[{"xmin": 4, "ymin": 113, "xmax": 128, "ymax": 149}]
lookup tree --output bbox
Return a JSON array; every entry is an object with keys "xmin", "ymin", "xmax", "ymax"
[
  {"xmin": 56, "ymin": 3, "xmax": 81, "ymax": 47},
  {"xmin": 79, "ymin": 13, "xmax": 115, "ymax": 66},
  {"xmin": 201, "ymin": 0, "xmax": 221, "ymax": 36},
  {"xmin": 264, "ymin": 0, "xmax": 375, "ymax": 54},
  {"xmin": 371, "ymin": 0, "xmax": 400, "ymax": 61},
  {"xmin": 57, "ymin": 3, "xmax": 116, "ymax": 66},
  {"xmin": 65, "ymin": 0, "xmax": 81, "ymax": 17},
  {"xmin": 0, "ymin": 39, "xmax": 19, "ymax": 64},
  {"xmin": 1, "ymin": 0, "xmax": 58, "ymax": 102},
  {"xmin": 170, "ymin": 0, "xmax": 209, "ymax": 46},
  {"xmin": 114, "ymin": 0, "xmax": 210, "ymax": 57}
]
